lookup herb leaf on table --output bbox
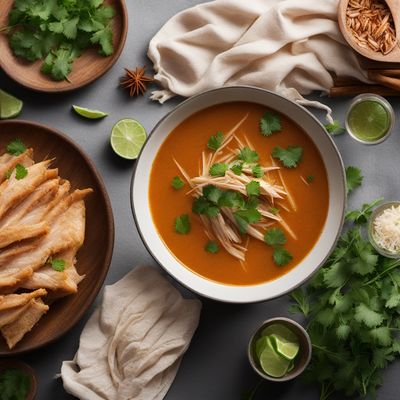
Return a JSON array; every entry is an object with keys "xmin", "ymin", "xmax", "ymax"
[
  {"xmin": 324, "ymin": 120, "xmax": 345, "ymax": 135},
  {"xmin": 345, "ymin": 166, "xmax": 363, "ymax": 194}
]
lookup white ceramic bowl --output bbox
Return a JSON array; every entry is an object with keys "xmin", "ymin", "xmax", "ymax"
[{"xmin": 131, "ymin": 86, "xmax": 346, "ymax": 303}]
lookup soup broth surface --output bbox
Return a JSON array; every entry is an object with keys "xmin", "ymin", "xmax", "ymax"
[{"xmin": 149, "ymin": 102, "xmax": 329, "ymax": 285}]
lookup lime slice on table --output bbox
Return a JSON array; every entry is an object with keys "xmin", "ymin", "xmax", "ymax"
[
  {"xmin": 72, "ymin": 105, "xmax": 108, "ymax": 119},
  {"xmin": 259, "ymin": 336, "xmax": 291, "ymax": 378},
  {"xmin": 270, "ymin": 333, "xmax": 299, "ymax": 360},
  {"xmin": 110, "ymin": 119, "xmax": 147, "ymax": 160},
  {"xmin": 0, "ymin": 89, "xmax": 23, "ymax": 119},
  {"xmin": 348, "ymin": 100, "xmax": 390, "ymax": 142}
]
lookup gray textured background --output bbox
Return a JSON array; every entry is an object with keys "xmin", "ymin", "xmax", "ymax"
[{"xmin": 1, "ymin": 0, "xmax": 400, "ymax": 399}]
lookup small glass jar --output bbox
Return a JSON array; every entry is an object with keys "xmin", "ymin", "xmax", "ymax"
[
  {"xmin": 368, "ymin": 201, "xmax": 400, "ymax": 258},
  {"xmin": 345, "ymin": 93, "xmax": 395, "ymax": 145}
]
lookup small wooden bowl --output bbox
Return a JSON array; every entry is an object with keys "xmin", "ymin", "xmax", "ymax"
[
  {"xmin": 338, "ymin": 0, "xmax": 400, "ymax": 62},
  {"xmin": 248, "ymin": 317, "xmax": 312, "ymax": 382},
  {"xmin": 0, "ymin": 0, "xmax": 128, "ymax": 93},
  {"xmin": 0, "ymin": 359, "xmax": 37, "ymax": 399},
  {"xmin": 0, "ymin": 120, "xmax": 114, "ymax": 355}
]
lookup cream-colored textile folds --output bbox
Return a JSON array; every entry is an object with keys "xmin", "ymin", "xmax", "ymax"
[
  {"xmin": 61, "ymin": 266, "xmax": 201, "ymax": 400},
  {"xmin": 148, "ymin": 0, "xmax": 371, "ymax": 121}
]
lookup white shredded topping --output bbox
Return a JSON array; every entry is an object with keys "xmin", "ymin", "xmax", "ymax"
[{"xmin": 373, "ymin": 205, "xmax": 400, "ymax": 254}]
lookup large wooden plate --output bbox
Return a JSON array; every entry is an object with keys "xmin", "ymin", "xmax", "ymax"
[
  {"xmin": 0, "ymin": 0, "xmax": 128, "ymax": 92},
  {"xmin": 0, "ymin": 120, "xmax": 114, "ymax": 355}
]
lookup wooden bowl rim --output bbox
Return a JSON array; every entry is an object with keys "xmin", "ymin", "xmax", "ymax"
[
  {"xmin": 0, "ymin": 119, "xmax": 115, "ymax": 355},
  {"xmin": 0, "ymin": 0, "xmax": 128, "ymax": 93},
  {"xmin": 337, "ymin": 0, "xmax": 400, "ymax": 62}
]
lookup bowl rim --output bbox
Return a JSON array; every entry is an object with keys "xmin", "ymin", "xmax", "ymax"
[
  {"xmin": 0, "ymin": 119, "xmax": 115, "ymax": 355},
  {"xmin": 130, "ymin": 85, "xmax": 346, "ymax": 303},
  {"xmin": 247, "ymin": 317, "xmax": 312, "ymax": 382},
  {"xmin": 0, "ymin": 0, "xmax": 128, "ymax": 93}
]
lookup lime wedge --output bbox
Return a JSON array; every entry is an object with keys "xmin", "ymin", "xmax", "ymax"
[
  {"xmin": 72, "ymin": 105, "xmax": 108, "ymax": 119},
  {"xmin": 259, "ymin": 337, "xmax": 291, "ymax": 378},
  {"xmin": 0, "ymin": 89, "xmax": 23, "ymax": 119},
  {"xmin": 110, "ymin": 119, "xmax": 147, "ymax": 160},
  {"xmin": 270, "ymin": 333, "xmax": 299, "ymax": 360},
  {"xmin": 255, "ymin": 336, "xmax": 269, "ymax": 359},
  {"xmin": 287, "ymin": 360, "xmax": 295, "ymax": 373},
  {"xmin": 261, "ymin": 323, "xmax": 298, "ymax": 343},
  {"xmin": 348, "ymin": 100, "xmax": 390, "ymax": 142}
]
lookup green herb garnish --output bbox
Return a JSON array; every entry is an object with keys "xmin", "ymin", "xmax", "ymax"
[
  {"xmin": 345, "ymin": 198, "xmax": 383, "ymax": 225},
  {"xmin": 0, "ymin": 368, "xmax": 30, "ymax": 400},
  {"xmin": 238, "ymin": 147, "xmax": 259, "ymax": 164},
  {"xmin": 218, "ymin": 190, "xmax": 245, "ymax": 209},
  {"xmin": 259, "ymin": 112, "xmax": 282, "ymax": 136},
  {"xmin": 306, "ymin": 175, "xmax": 314, "ymax": 183},
  {"xmin": 273, "ymin": 247, "xmax": 293, "ymax": 266},
  {"xmin": 6, "ymin": 138, "xmax": 26, "ymax": 156},
  {"xmin": 272, "ymin": 146, "xmax": 303, "ymax": 168},
  {"xmin": 246, "ymin": 181, "xmax": 260, "ymax": 197},
  {"xmin": 171, "ymin": 176, "xmax": 185, "ymax": 190},
  {"xmin": 230, "ymin": 161, "xmax": 243, "ymax": 175},
  {"xmin": 174, "ymin": 214, "xmax": 191, "ymax": 234},
  {"xmin": 346, "ymin": 166, "xmax": 363, "ymax": 195},
  {"xmin": 324, "ymin": 120, "xmax": 345, "ymax": 135},
  {"xmin": 48, "ymin": 257, "xmax": 66, "ymax": 272},
  {"xmin": 205, "ymin": 240, "xmax": 219, "ymax": 254},
  {"xmin": 15, "ymin": 164, "xmax": 28, "ymax": 180},
  {"xmin": 264, "ymin": 228, "xmax": 286, "ymax": 247},
  {"xmin": 252, "ymin": 164, "xmax": 264, "ymax": 178},
  {"xmin": 7, "ymin": 0, "xmax": 115, "ymax": 81},
  {"xmin": 233, "ymin": 208, "xmax": 261, "ymax": 234},
  {"xmin": 207, "ymin": 131, "xmax": 224, "ymax": 151},
  {"xmin": 209, "ymin": 163, "xmax": 228, "ymax": 177}
]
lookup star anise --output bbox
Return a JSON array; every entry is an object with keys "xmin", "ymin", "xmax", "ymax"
[{"xmin": 120, "ymin": 66, "xmax": 154, "ymax": 96}]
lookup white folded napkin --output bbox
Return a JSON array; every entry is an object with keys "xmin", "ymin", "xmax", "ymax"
[
  {"xmin": 61, "ymin": 266, "xmax": 201, "ymax": 400},
  {"xmin": 148, "ymin": 0, "xmax": 371, "ymax": 121}
]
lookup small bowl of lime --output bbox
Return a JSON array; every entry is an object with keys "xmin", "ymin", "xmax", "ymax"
[
  {"xmin": 247, "ymin": 317, "xmax": 311, "ymax": 382},
  {"xmin": 345, "ymin": 93, "xmax": 395, "ymax": 145}
]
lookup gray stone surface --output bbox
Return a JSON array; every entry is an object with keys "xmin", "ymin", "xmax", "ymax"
[{"xmin": 0, "ymin": 0, "xmax": 399, "ymax": 399}]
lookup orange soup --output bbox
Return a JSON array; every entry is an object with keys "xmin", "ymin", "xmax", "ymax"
[{"xmin": 149, "ymin": 102, "xmax": 329, "ymax": 285}]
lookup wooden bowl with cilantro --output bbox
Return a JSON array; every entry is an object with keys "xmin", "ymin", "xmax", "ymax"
[{"xmin": 0, "ymin": 0, "xmax": 128, "ymax": 92}]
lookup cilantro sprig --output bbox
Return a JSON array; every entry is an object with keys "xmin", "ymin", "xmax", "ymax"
[
  {"xmin": 6, "ymin": 0, "xmax": 115, "ymax": 81},
  {"xmin": 0, "ymin": 369, "xmax": 30, "ymax": 400},
  {"xmin": 207, "ymin": 131, "xmax": 224, "ymax": 151},
  {"xmin": 272, "ymin": 146, "xmax": 303, "ymax": 168},
  {"xmin": 346, "ymin": 166, "xmax": 363, "ymax": 195},
  {"xmin": 171, "ymin": 176, "xmax": 185, "ymax": 190},
  {"xmin": 174, "ymin": 214, "xmax": 191, "ymax": 235},
  {"xmin": 324, "ymin": 120, "xmax": 345, "ymax": 135},
  {"xmin": 6, "ymin": 138, "xmax": 26, "ymax": 156},
  {"xmin": 263, "ymin": 227, "xmax": 292, "ymax": 266},
  {"xmin": 205, "ymin": 241, "xmax": 219, "ymax": 254},
  {"xmin": 259, "ymin": 112, "xmax": 282, "ymax": 136}
]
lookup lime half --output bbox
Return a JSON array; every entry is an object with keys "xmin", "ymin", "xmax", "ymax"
[
  {"xmin": 259, "ymin": 337, "xmax": 291, "ymax": 378},
  {"xmin": 270, "ymin": 334, "xmax": 299, "ymax": 361},
  {"xmin": 0, "ymin": 89, "xmax": 23, "ymax": 119},
  {"xmin": 110, "ymin": 119, "xmax": 147, "ymax": 160},
  {"xmin": 72, "ymin": 105, "xmax": 108, "ymax": 119},
  {"xmin": 348, "ymin": 100, "xmax": 390, "ymax": 142}
]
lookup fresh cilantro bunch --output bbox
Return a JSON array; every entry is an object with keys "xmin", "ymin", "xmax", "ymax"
[
  {"xmin": 6, "ymin": 0, "xmax": 115, "ymax": 81},
  {"xmin": 290, "ymin": 200, "xmax": 400, "ymax": 400},
  {"xmin": 0, "ymin": 368, "xmax": 30, "ymax": 400}
]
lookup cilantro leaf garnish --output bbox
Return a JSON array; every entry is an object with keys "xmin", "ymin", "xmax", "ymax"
[
  {"xmin": 174, "ymin": 214, "xmax": 191, "ymax": 234},
  {"xmin": 48, "ymin": 257, "xmax": 66, "ymax": 272},
  {"xmin": 306, "ymin": 175, "xmax": 314, "ymax": 183},
  {"xmin": 192, "ymin": 197, "xmax": 220, "ymax": 217},
  {"xmin": 238, "ymin": 147, "xmax": 259, "ymax": 164},
  {"xmin": 264, "ymin": 228, "xmax": 286, "ymax": 247},
  {"xmin": 6, "ymin": 139, "xmax": 27, "ymax": 156},
  {"xmin": 246, "ymin": 181, "xmax": 260, "ymax": 197},
  {"xmin": 0, "ymin": 368, "xmax": 30, "ymax": 400},
  {"xmin": 171, "ymin": 176, "xmax": 185, "ymax": 190},
  {"xmin": 345, "ymin": 198, "xmax": 383, "ymax": 225},
  {"xmin": 218, "ymin": 190, "xmax": 245, "ymax": 209},
  {"xmin": 272, "ymin": 146, "xmax": 303, "ymax": 168},
  {"xmin": 209, "ymin": 163, "xmax": 228, "ymax": 177},
  {"xmin": 205, "ymin": 241, "xmax": 219, "ymax": 254},
  {"xmin": 259, "ymin": 112, "xmax": 282, "ymax": 136},
  {"xmin": 324, "ymin": 120, "xmax": 345, "ymax": 135},
  {"xmin": 252, "ymin": 164, "xmax": 264, "ymax": 178},
  {"xmin": 233, "ymin": 208, "xmax": 261, "ymax": 233},
  {"xmin": 207, "ymin": 131, "xmax": 224, "ymax": 151},
  {"xmin": 273, "ymin": 247, "xmax": 293, "ymax": 266},
  {"xmin": 15, "ymin": 164, "xmax": 28, "ymax": 180},
  {"xmin": 230, "ymin": 161, "xmax": 243, "ymax": 175},
  {"xmin": 346, "ymin": 166, "xmax": 363, "ymax": 195},
  {"xmin": 203, "ymin": 185, "xmax": 223, "ymax": 204}
]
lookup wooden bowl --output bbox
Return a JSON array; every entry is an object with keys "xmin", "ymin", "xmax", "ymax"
[
  {"xmin": 0, "ymin": 120, "xmax": 114, "ymax": 355},
  {"xmin": 338, "ymin": 0, "xmax": 400, "ymax": 62},
  {"xmin": 0, "ymin": 359, "xmax": 37, "ymax": 399},
  {"xmin": 0, "ymin": 0, "xmax": 128, "ymax": 93}
]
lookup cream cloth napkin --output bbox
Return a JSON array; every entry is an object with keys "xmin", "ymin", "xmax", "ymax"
[
  {"xmin": 61, "ymin": 266, "xmax": 201, "ymax": 400},
  {"xmin": 148, "ymin": 0, "xmax": 371, "ymax": 121}
]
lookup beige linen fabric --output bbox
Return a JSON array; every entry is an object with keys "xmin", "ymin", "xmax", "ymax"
[
  {"xmin": 61, "ymin": 266, "xmax": 201, "ymax": 400},
  {"xmin": 148, "ymin": 0, "xmax": 371, "ymax": 121}
]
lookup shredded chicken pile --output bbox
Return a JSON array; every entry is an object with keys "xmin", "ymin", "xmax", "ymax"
[
  {"xmin": 0, "ymin": 147, "xmax": 92, "ymax": 349},
  {"xmin": 175, "ymin": 115, "xmax": 296, "ymax": 262}
]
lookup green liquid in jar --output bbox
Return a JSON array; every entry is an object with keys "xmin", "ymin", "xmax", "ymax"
[{"xmin": 347, "ymin": 100, "xmax": 390, "ymax": 142}]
